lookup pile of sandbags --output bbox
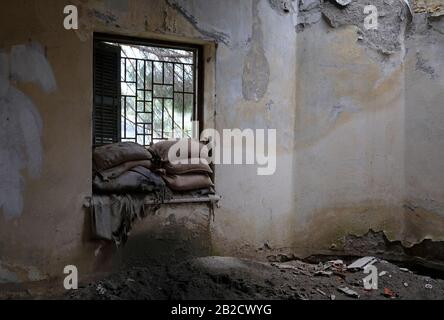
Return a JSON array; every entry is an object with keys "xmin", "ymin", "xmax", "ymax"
[
  {"xmin": 92, "ymin": 142, "xmax": 172, "ymax": 245},
  {"xmin": 93, "ymin": 142, "xmax": 170, "ymax": 198},
  {"xmin": 149, "ymin": 139, "xmax": 215, "ymax": 193},
  {"xmin": 94, "ymin": 142, "xmax": 153, "ymax": 179},
  {"xmin": 91, "ymin": 141, "xmax": 214, "ymax": 245},
  {"xmin": 93, "ymin": 140, "xmax": 215, "ymax": 195}
]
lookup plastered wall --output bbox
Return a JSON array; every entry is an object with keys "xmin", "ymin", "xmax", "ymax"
[{"xmin": 0, "ymin": 0, "xmax": 443, "ymax": 283}]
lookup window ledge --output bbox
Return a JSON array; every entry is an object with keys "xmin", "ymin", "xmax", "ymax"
[{"xmin": 84, "ymin": 194, "xmax": 221, "ymax": 208}]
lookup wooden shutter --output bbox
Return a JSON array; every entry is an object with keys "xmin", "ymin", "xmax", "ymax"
[{"xmin": 93, "ymin": 42, "xmax": 121, "ymax": 146}]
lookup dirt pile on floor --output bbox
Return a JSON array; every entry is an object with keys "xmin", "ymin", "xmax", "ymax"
[{"xmin": 66, "ymin": 256, "xmax": 444, "ymax": 300}]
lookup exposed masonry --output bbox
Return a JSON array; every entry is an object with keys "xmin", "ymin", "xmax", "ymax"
[
  {"xmin": 297, "ymin": 0, "xmax": 411, "ymax": 55},
  {"xmin": 268, "ymin": 0, "xmax": 295, "ymax": 15},
  {"xmin": 414, "ymin": 0, "xmax": 444, "ymax": 16},
  {"xmin": 296, "ymin": 0, "xmax": 323, "ymax": 32},
  {"xmin": 322, "ymin": 0, "xmax": 408, "ymax": 54},
  {"xmin": 343, "ymin": 230, "xmax": 444, "ymax": 271}
]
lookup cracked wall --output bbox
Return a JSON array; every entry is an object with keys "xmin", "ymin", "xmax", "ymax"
[
  {"xmin": 293, "ymin": 0, "xmax": 444, "ymax": 256},
  {"xmin": 405, "ymin": 9, "xmax": 444, "ymax": 246},
  {"xmin": 0, "ymin": 0, "xmax": 444, "ymax": 283},
  {"xmin": 0, "ymin": 0, "xmax": 297, "ymax": 281}
]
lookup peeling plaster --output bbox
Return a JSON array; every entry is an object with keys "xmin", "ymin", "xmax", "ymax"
[
  {"xmin": 344, "ymin": 230, "xmax": 444, "ymax": 266},
  {"xmin": 296, "ymin": 0, "xmax": 322, "ymax": 32},
  {"xmin": 242, "ymin": 0, "xmax": 270, "ymax": 102},
  {"xmin": 0, "ymin": 43, "xmax": 56, "ymax": 220},
  {"xmin": 321, "ymin": 0, "xmax": 408, "ymax": 55},
  {"xmin": 166, "ymin": 0, "xmax": 231, "ymax": 45},
  {"xmin": 414, "ymin": 0, "xmax": 444, "ymax": 16},
  {"xmin": 268, "ymin": 0, "xmax": 295, "ymax": 15},
  {"xmin": 296, "ymin": 0, "xmax": 412, "ymax": 54}
]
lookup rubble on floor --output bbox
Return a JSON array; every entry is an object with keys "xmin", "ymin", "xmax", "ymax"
[{"xmin": 64, "ymin": 256, "xmax": 444, "ymax": 300}]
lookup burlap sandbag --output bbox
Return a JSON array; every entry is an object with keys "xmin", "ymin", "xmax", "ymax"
[
  {"xmin": 161, "ymin": 173, "xmax": 214, "ymax": 192},
  {"xmin": 99, "ymin": 159, "xmax": 153, "ymax": 181},
  {"xmin": 164, "ymin": 160, "xmax": 213, "ymax": 175},
  {"xmin": 149, "ymin": 139, "xmax": 208, "ymax": 162},
  {"xmin": 94, "ymin": 142, "xmax": 152, "ymax": 171},
  {"xmin": 93, "ymin": 166, "xmax": 166, "ymax": 194}
]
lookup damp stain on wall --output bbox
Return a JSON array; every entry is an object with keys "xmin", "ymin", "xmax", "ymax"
[
  {"xmin": 0, "ymin": 42, "xmax": 56, "ymax": 220},
  {"xmin": 242, "ymin": 0, "xmax": 270, "ymax": 102}
]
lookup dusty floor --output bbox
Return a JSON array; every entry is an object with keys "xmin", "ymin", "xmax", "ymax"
[{"xmin": 61, "ymin": 256, "xmax": 444, "ymax": 300}]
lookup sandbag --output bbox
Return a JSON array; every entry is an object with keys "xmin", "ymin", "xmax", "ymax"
[
  {"xmin": 149, "ymin": 139, "xmax": 208, "ymax": 162},
  {"xmin": 93, "ymin": 166, "xmax": 167, "ymax": 194},
  {"xmin": 164, "ymin": 160, "xmax": 213, "ymax": 175},
  {"xmin": 99, "ymin": 159, "xmax": 153, "ymax": 181},
  {"xmin": 160, "ymin": 173, "xmax": 214, "ymax": 192},
  {"xmin": 94, "ymin": 142, "xmax": 152, "ymax": 171}
]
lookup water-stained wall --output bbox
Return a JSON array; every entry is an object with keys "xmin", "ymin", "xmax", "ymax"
[
  {"xmin": 404, "ymin": 6, "xmax": 444, "ymax": 245},
  {"xmin": 293, "ymin": 0, "xmax": 407, "ymax": 255},
  {"xmin": 292, "ymin": 0, "xmax": 444, "ymax": 255},
  {"xmin": 0, "ymin": 0, "xmax": 443, "ymax": 283}
]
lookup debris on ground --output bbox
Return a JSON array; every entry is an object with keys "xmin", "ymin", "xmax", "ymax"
[
  {"xmin": 347, "ymin": 256, "xmax": 377, "ymax": 271},
  {"xmin": 314, "ymin": 270, "xmax": 333, "ymax": 277},
  {"xmin": 96, "ymin": 284, "xmax": 107, "ymax": 295},
  {"xmin": 383, "ymin": 288, "xmax": 397, "ymax": 299},
  {"xmin": 338, "ymin": 287, "xmax": 360, "ymax": 299},
  {"xmin": 32, "ymin": 255, "xmax": 444, "ymax": 300}
]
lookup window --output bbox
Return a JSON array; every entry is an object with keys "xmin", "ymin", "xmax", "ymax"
[{"xmin": 93, "ymin": 34, "xmax": 203, "ymax": 147}]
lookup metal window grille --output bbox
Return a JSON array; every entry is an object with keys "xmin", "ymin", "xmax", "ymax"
[{"xmin": 93, "ymin": 35, "xmax": 203, "ymax": 148}]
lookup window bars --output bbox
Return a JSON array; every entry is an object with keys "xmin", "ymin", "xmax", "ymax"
[{"xmin": 93, "ymin": 35, "xmax": 203, "ymax": 147}]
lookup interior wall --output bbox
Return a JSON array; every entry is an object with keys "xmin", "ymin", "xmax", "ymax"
[
  {"xmin": 0, "ymin": 0, "xmax": 443, "ymax": 283},
  {"xmin": 293, "ymin": 18, "xmax": 406, "ymax": 255},
  {"xmin": 0, "ymin": 1, "xmax": 94, "ymax": 282},
  {"xmin": 292, "ymin": 0, "xmax": 444, "ymax": 254},
  {"xmin": 404, "ymin": 11, "xmax": 444, "ymax": 245},
  {"xmin": 1, "ymin": 0, "xmax": 296, "ymax": 282}
]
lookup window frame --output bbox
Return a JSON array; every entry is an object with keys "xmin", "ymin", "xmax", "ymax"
[{"xmin": 93, "ymin": 33, "xmax": 205, "ymax": 146}]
